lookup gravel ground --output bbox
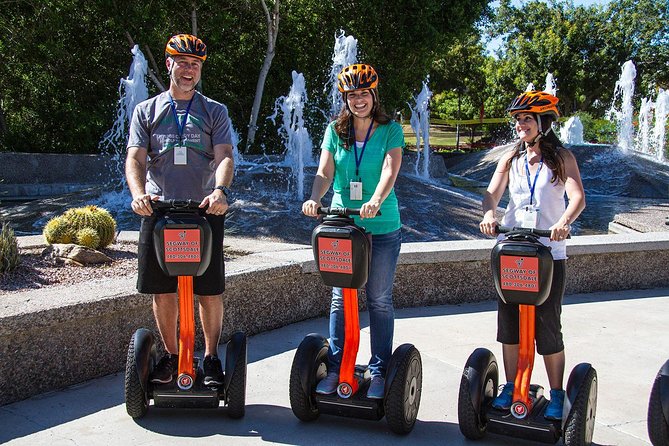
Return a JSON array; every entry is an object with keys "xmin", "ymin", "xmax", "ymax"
[{"xmin": 0, "ymin": 242, "xmax": 138, "ymax": 295}]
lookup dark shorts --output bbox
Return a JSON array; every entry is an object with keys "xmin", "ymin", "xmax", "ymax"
[
  {"xmin": 497, "ymin": 259, "xmax": 566, "ymax": 356},
  {"xmin": 136, "ymin": 213, "xmax": 225, "ymax": 295}
]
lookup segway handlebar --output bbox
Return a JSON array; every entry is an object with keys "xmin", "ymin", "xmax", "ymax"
[
  {"xmin": 495, "ymin": 226, "xmax": 554, "ymax": 238},
  {"xmin": 317, "ymin": 207, "xmax": 382, "ymax": 217},
  {"xmin": 150, "ymin": 199, "xmax": 207, "ymax": 212}
]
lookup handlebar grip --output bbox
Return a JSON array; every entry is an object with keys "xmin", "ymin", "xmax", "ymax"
[
  {"xmin": 150, "ymin": 199, "xmax": 206, "ymax": 211},
  {"xmin": 317, "ymin": 207, "xmax": 361, "ymax": 216},
  {"xmin": 496, "ymin": 226, "xmax": 554, "ymax": 238}
]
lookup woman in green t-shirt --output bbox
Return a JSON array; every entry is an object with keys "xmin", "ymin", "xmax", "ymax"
[{"xmin": 302, "ymin": 63, "xmax": 404, "ymax": 399}]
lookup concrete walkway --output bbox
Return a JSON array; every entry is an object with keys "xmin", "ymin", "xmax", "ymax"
[{"xmin": 1, "ymin": 287, "xmax": 668, "ymax": 446}]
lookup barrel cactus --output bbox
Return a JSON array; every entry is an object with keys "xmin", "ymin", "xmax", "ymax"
[
  {"xmin": 42, "ymin": 205, "xmax": 117, "ymax": 249},
  {"xmin": 75, "ymin": 227, "xmax": 101, "ymax": 249},
  {"xmin": 43, "ymin": 216, "xmax": 75, "ymax": 245},
  {"xmin": 0, "ymin": 222, "xmax": 20, "ymax": 273}
]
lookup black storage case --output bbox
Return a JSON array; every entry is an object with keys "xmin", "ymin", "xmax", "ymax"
[
  {"xmin": 311, "ymin": 216, "xmax": 370, "ymax": 289},
  {"xmin": 153, "ymin": 212, "xmax": 213, "ymax": 277},
  {"xmin": 491, "ymin": 234, "xmax": 553, "ymax": 306}
]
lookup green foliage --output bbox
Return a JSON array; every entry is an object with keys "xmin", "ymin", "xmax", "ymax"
[
  {"xmin": 480, "ymin": 0, "xmax": 669, "ymax": 118},
  {"xmin": 0, "ymin": 222, "xmax": 20, "ymax": 273},
  {"xmin": 573, "ymin": 112, "xmax": 617, "ymax": 144},
  {"xmin": 43, "ymin": 205, "xmax": 117, "ymax": 249},
  {"xmin": 0, "ymin": 0, "xmax": 489, "ymax": 155}
]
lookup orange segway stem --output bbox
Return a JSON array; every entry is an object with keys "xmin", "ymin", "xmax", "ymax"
[
  {"xmin": 177, "ymin": 275, "xmax": 196, "ymax": 389},
  {"xmin": 511, "ymin": 304, "xmax": 536, "ymax": 418},
  {"xmin": 338, "ymin": 287, "xmax": 360, "ymax": 397}
]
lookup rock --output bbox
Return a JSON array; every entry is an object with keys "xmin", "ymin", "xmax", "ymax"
[{"xmin": 42, "ymin": 244, "xmax": 112, "ymax": 265}]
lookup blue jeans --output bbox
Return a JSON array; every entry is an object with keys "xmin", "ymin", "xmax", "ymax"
[{"xmin": 327, "ymin": 229, "xmax": 402, "ymax": 377}]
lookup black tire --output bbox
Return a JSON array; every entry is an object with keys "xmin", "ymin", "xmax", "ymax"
[
  {"xmin": 289, "ymin": 334, "xmax": 329, "ymax": 422},
  {"xmin": 564, "ymin": 367, "xmax": 598, "ymax": 446},
  {"xmin": 226, "ymin": 333, "xmax": 247, "ymax": 419},
  {"xmin": 385, "ymin": 345, "xmax": 423, "ymax": 435},
  {"xmin": 457, "ymin": 349, "xmax": 498, "ymax": 440},
  {"xmin": 648, "ymin": 370, "xmax": 669, "ymax": 446},
  {"xmin": 124, "ymin": 334, "xmax": 151, "ymax": 419}
]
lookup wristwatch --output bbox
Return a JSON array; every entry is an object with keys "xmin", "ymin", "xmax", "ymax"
[{"xmin": 214, "ymin": 185, "xmax": 230, "ymax": 197}]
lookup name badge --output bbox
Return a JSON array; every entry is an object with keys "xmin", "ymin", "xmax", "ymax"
[
  {"xmin": 350, "ymin": 181, "xmax": 363, "ymax": 201},
  {"xmin": 522, "ymin": 205, "xmax": 540, "ymax": 229},
  {"xmin": 174, "ymin": 146, "xmax": 187, "ymax": 165}
]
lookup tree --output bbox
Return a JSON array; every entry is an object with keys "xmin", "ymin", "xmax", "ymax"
[
  {"xmin": 483, "ymin": 0, "xmax": 669, "ymax": 118},
  {"xmin": 246, "ymin": 0, "xmax": 280, "ymax": 152}
]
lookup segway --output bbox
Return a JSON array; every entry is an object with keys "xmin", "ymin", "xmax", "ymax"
[
  {"xmin": 289, "ymin": 207, "xmax": 422, "ymax": 434},
  {"xmin": 124, "ymin": 200, "xmax": 246, "ymax": 419},
  {"xmin": 458, "ymin": 226, "xmax": 597, "ymax": 445},
  {"xmin": 648, "ymin": 359, "xmax": 669, "ymax": 445}
]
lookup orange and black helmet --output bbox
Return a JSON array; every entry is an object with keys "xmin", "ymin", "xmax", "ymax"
[
  {"xmin": 337, "ymin": 64, "xmax": 379, "ymax": 92},
  {"xmin": 165, "ymin": 34, "xmax": 207, "ymax": 62},
  {"xmin": 506, "ymin": 90, "xmax": 559, "ymax": 120}
]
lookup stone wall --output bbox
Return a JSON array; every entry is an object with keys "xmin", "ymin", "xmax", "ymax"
[{"xmin": 1, "ymin": 232, "xmax": 669, "ymax": 405}]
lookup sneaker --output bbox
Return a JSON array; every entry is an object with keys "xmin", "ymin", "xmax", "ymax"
[
  {"xmin": 203, "ymin": 355, "xmax": 224, "ymax": 386},
  {"xmin": 492, "ymin": 382, "xmax": 514, "ymax": 410},
  {"xmin": 315, "ymin": 371, "xmax": 339, "ymax": 395},
  {"xmin": 150, "ymin": 353, "xmax": 178, "ymax": 384},
  {"xmin": 544, "ymin": 388, "xmax": 565, "ymax": 420},
  {"xmin": 367, "ymin": 376, "xmax": 385, "ymax": 399}
]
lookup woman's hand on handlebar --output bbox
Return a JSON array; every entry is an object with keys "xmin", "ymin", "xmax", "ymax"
[
  {"xmin": 479, "ymin": 215, "xmax": 498, "ymax": 236},
  {"xmin": 302, "ymin": 199, "xmax": 321, "ymax": 218},
  {"xmin": 131, "ymin": 194, "xmax": 159, "ymax": 216},
  {"xmin": 549, "ymin": 219, "xmax": 571, "ymax": 241},
  {"xmin": 360, "ymin": 199, "xmax": 381, "ymax": 219}
]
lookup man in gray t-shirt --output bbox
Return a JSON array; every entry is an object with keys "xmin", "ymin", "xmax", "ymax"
[{"xmin": 125, "ymin": 34, "xmax": 234, "ymax": 387}]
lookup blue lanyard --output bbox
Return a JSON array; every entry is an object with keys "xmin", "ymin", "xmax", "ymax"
[
  {"xmin": 524, "ymin": 154, "xmax": 543, "ymax": 205},
  {"xmin": 353, "ymin": 120, "xmax": 374, "ymax": 178},
  {"xmin": 168, "ymin": 93, "xmax": 195, "ymax": 145}
]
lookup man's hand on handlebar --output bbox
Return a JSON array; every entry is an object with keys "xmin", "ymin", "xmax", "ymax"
[
  {"xmin": 131, "ymin": 194, "xmax": 159, "ymax": 217},
  {"xmin": 200, "ymin": 191, "xmax": 228, "ymax": 216}
]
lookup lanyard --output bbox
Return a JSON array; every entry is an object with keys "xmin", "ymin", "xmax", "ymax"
[
  {"xmin": 168, "ymin": 93, "xmax": 195, "ymax": 145},
  {"xmin": 524, "ymin": 153, "xmax": 544, "ymax": 205},
  {"xmin": 353, "ymin": 120, "xmax": 374, "ymax": 178}
]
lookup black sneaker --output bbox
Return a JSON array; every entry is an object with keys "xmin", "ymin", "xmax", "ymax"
[
  {"xmin": 203, "ymin": 355, "xmax": 224, "ymax": 386},
  {"xmin": 150, "ymin": 353, "xmax": 178, "ymax": 384}
]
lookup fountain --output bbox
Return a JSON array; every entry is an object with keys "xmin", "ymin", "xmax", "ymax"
[
  {"xmin": 544, "ymin": 73, "xmax": 557, "ymax": 97},
  {"xmin": 409, "ymin": 77, "xmax": 432, "ymax": 179},
  {"xmin": 652, "ymin": 89, "xmax": 668, "ymax": 162},
  {"xmin": 323, "ymin": 30, "xmax": 358, "ymax": 119},
  {"xmin": 268, "ymin": 71, "xmax": 314, "ymax": 201},
  {"xmin": 607, "ymin": 60, "xmax": 637, "ymax": 153},
  {"xmin": 560, "ymin": 116, "xmax": 585, "ymax": 145},
  {"xmin": 98, "ymin": 45, "xmax": 149, "ymax": 183}
]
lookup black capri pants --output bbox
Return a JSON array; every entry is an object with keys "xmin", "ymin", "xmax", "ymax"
[
  {"xmin": 136, "ymin": 213, "xmax": 226, "ymax": 295},
  {"xmin": 497, "ymin": 259, "xmax": 566, "ymax": 356}
]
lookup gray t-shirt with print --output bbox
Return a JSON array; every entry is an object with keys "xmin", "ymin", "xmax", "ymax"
[{"xmin": 127, "ymin": 91, "xmax": 232, "ymax": 201}]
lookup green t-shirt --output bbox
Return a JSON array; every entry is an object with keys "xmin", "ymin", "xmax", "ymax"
[{"xmin": 321, "ymin": 120, "xmax": 404, "ymax": 235}]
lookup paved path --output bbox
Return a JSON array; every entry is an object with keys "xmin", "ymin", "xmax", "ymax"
[{"xmin": 2, "ymin": 288, "xmax": 668, "ymax": 445}]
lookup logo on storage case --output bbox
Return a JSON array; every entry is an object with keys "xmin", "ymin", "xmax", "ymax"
[
  {"xmin": 500, "ymin": 255, "xmax": 539, "ymax": 292},
  {"xmin": 164, "ymin": 229, "xmax": 201, "ymax": 262},
  {"xmin": 317, "ymin": 238, "xmax": 353, "ymax": 274}
]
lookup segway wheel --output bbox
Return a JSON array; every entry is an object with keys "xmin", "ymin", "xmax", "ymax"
[
  {"xmin": 289, "ymin": 334, "xmax": 329, "ymax": 422},
  {"xmin": 384, "ymin": 344, "xmax": 423, "ymax": 435},
  {"xmin": 648, "ymin": 368, "xmax": 669, "ymax": 446},
  {"xmin": 457, "ymin": 348, "xmax": 498, "ymax": 440},
  {"xmin": 124, "ymin": 331, "xmax": 153, "ymax": 418},
  {"xmin": 564, "ymin": 367, "xmax": 597, "ymax": 446},
  {"xmin": 226, "ymin": 332, "xmax": 247, "ymax": 419}
]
